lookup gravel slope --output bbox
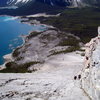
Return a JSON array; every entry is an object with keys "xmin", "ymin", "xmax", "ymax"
[{"xmin": 0, "ymin": 52, "xmax": 89, "ymax": 100}]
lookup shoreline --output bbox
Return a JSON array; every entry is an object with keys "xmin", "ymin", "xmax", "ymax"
[
  {"xmin": 26, "ymin": 13, "xmax": 61, "ymax": 18},
  {"xmin": 0, "ymin": 14, "xmax": 51, "ymax": 68}
]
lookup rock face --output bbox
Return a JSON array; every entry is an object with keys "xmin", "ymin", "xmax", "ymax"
[{"xmin": 81, "ymin": 31, "xmax": 100, "ymax": 100}]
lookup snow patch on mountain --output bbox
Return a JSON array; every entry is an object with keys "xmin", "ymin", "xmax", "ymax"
[{"xmin": 6, "ymin": 0, "xmax": 33, "ymax": 6}]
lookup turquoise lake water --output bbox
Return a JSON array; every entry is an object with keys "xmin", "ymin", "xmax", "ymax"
[{"xmin": 0, "ymin": 16, "xmax": 47, "ymax": 65}]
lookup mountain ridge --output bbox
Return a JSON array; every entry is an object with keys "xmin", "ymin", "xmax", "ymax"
[{"xmin": 0, "ymin": 0, "xmax": 100, "ymax": 8}]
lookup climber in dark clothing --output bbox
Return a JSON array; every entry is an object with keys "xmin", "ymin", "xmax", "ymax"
[
  {"xmin": 78, "ymin": 75, "xmax": 81, "ymax": 79},
  {"xmin": 74, "ymin": 76, "xmax": 77, "ymax": 80}
]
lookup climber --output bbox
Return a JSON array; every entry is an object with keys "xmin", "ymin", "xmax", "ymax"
[
  {"xmin": 74, "ymin": 76, "xmax": 77, "ymax": 80},
  {"xmin": 78, "ymin": 75, "xmax": 81, "ymax": 79},
  {"xmin": 87, "ymin": 63, "xmax": 90, "ymax": 68},
  {"xmin": 86, "ymin": 56, "xmax": 88, "ymax": 60}
]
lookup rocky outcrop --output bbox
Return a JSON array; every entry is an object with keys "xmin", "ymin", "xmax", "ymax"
[
  {"xmin": 81, "ymin": 31, "xmax": 100, "ymax": 100},
  {"xmin": 0, "ymin": 28, "xmax": 81, "ymax": 73}
]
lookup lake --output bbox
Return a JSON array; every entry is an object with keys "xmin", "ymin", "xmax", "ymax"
[{"xmin": 0, "ymin": 16, "xmax": 47, "ymax": 65}]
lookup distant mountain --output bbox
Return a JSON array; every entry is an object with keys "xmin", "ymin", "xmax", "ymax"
[
  {"xmin": 0, "ymin": 0, "xmax": 100, "ymax": 15},
  {"xmin": 0, "ymin": 0, "xmax": 100, "ymax": 8}
]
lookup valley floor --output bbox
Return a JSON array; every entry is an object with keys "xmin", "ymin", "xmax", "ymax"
[{"xmin": 0, "ymin": 52, "xmax": 89, "ymax": 100}]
